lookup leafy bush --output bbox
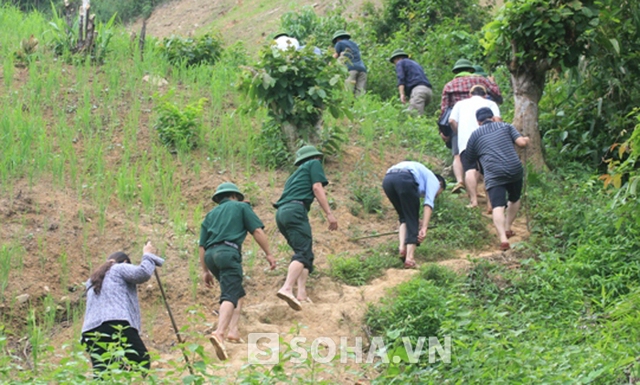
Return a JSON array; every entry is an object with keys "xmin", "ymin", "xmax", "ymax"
[
  {"xmin": 361, "ymin": 0, "xmax": 489, "ymax": 44},
  {"xmin": 157, "ymin": 32, "xmax": 223, "ymax": 67},
  {"xmin": 365, "ymin": 274, "xmax": 448, "ymax": 337},
  {"xmin": 239, "ymin": 44, "xmax": 350, "ymax": 152},
  {"xmin": 153, "ymin": 92, "xmax": 207, "ymax": 151}
]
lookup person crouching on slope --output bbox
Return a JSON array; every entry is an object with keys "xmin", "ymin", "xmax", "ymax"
[
  {"xmin": 382, "ymin": 161, "xmax": 445, "ymax": 269},
  {"xmin": 199, "ymin": 182, "xmax": 276, "ymax": 360}
]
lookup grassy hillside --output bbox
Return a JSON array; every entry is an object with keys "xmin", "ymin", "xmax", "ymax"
[{"xmin": 1, "ymin": 1, "xmax": 639, "ymax": 384}]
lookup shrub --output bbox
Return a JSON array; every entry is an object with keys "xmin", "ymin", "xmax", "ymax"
[
  {"xmin": 157, "ymin": 32, "xmax": 223, "ymax": 67},
  {"xmin": 153, "ymin": 92, "xmax": 207, "ymax": 151},
  {"xmin": 239, "ymin": 44, "xmax": 351, "ymax": 153}
]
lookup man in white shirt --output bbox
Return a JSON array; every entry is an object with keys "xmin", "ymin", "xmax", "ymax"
[
  {"xmin": 273, "ymin": 32, "xmax": 300, "ymax": 51},
  {"xmin": 449, "ymin": 85, "xmax": 500, "ymax": 207}
]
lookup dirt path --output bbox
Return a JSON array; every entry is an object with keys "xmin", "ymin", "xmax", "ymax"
[{"xmin": 145, "ymin": 205, "xmax": 530, "ymax": 380}]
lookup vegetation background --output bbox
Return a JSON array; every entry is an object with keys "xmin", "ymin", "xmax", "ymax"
[{"xmin": 0, "ymin": 0, "xmax": 639, "ymax": 383}]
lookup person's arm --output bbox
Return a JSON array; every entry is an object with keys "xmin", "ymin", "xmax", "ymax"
[
  {"xmin": 449, "ymin": 119, "xmax": 458, "ymax": 134},
  {"xmin": 118, "ymin": 241, "xmax": 163, "ymax": 284},
  {"xmin": 333, "ymin": 52, "xmax": 339, "ymax": 59},
  {"xmin": 200, "ymin": 246, "xmax": 215, "ymax": 288},
  {"xmin": 515, "ymin": 136, "xmax": 530, "ymax": 148},
  {"xmin": 312, "ymin": 182, "xmax": 338, "ymax": 231},
  {"xmin": 483, "ymin": 78, "xmax": 503, "ymax": 104},
  {"xmin": 398, "ymin": 85, "xmax": 407, "ymax": 104},
  {"xmin": 251, "ymin": 228, "xmax": 276, "ymax": 270},
  {"xmin": 418, "ymin": 205, "xmax": 433, "ymax": 243}
]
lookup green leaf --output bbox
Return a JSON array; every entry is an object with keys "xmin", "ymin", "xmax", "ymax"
[{"xmin": 609, "ymin": 38, "xmax": 620, "ymax": 55}]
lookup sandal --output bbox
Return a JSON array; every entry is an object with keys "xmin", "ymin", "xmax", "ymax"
[
  {"xmin": 505, "ymin": 230, "xmax": 516, "ymax": 239},
  {"xmin": 277, "ymin": 291, "xmax": 302, "ymax": 311},
  {"xmin": 209, "ymin": 334, "xmax": 229, "ymax": 361},
  {"xmin": 499, "ymin": 242, "xmax": 510, "ymax": 251},
  {"xmin": 451, "ymin": 182, "xmax": 465, "ymax": 194},
  {"xmin": 403, "ymin": 260, "xmax": 418, "ymax": 269}
]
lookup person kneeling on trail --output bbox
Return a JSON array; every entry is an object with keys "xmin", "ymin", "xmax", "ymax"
[
  {"xmin": 464, "ymin": 107, "xmax": 530, "ymax": 251},
  {"xmin": 274, "ymin": 145, "xmax": 338, "ymax": 311},
  {"xmin": 382, "ymin": 161, "xmax": 445, "ymax": 269},
  {"xmin": 199, "ymin": 182, "xmax": 276, "ymax": 361},
  {"xmin": 81, "ymin": 241, "xmax": 163, "ymax": 378}
]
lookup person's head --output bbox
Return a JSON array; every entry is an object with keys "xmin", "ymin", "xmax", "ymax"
[
  {"xmin": 452, "ymin": 59, "xmax": 475, "ymax": 74},
  {"xmin": 212, "ymin": 182, "xmax": 245, "ymax": 203},
  {"xmin": 476, "ymin": 107, "xmax": 494, "ymax": 125},
  {"xmin": 294, "ymin": 145, "xmax": 324, "ymax": 166},
  {"xmin": 88, "ymin": 252, "xmax": 131, "ymax": 295},
  {"xmin": 469, "ymin": 84, "xmax": 487, "ymax": 97},
  {"xmin": 435, "ymin": 174, "xmax": 446, "ymax": 196},
  {"xmin": 473, "ymin": 65, "xmax": 488, "ymax": 77},
  {"xmin": 388, "ymin": 49, "xmax": 409, "ymax": 64},
  {"xmin": 331, "ymin": 30, "xmax": 351, "ymax": 46}
]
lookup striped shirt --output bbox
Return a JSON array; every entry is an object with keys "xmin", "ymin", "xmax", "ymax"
[{"xmin": 465, "ymin": 122, "xmax": 523, "ymax": 190}]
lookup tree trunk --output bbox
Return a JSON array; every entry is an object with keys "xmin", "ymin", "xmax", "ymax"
[{"xmin": 510, "ymin": 63, "xmax": 548, "ymax": 171}]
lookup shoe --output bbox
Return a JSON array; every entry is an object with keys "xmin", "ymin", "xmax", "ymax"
[
  {"xmin": 505, "ymin": 230, "xmax": 516, "ymax": 239},
  {"xmin": 209, "ymin": 334, "xmax": 229, "ymax": 361},
  {"xmin": 403, "ymin": 260, "xmax": 418, "ymax": 269},
  {"xmin": 277, "ymin": 291, "xmax": 302, "ymax": 311},
  {"xmin": 451, "ymin": 182, "xmax": 465, "ymax": 194},
  {"xmin": 499, "ymin": 242, "xmax": 510, "ymax": 251}
]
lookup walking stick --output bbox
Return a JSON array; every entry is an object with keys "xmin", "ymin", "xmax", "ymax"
[
  {"xmin": 348, "ymin": 226, "xmax": 437, "ymax": 242},
  {"xmin": 154, "ymin": 270, "xmax": 195, "ymax": 375}
]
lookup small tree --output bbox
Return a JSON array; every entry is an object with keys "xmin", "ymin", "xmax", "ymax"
[
  {"xmin": 239, "ymin": 44, "xmax": 350, "ymax": 153},
  {"xmin": 483, "ymin": 0, "xmax": 599, "ymax": 170}
]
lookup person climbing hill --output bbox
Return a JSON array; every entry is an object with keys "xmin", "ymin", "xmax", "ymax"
[
  {"xmin": 274, "ymin": 146, "xmax": 338, "ymax": 310},
  {"xmin": 199, "ymin": 182, "xmax": 276, "ymax": 360}
]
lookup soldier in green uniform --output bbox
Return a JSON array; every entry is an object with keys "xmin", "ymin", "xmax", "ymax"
[
  {"xmin": 199, "ymin": 182, "xmax": 276, "ymax": 360},
  {"xmin": 274, "ymin": 146, "xmax": 338, "ymax": 311}
]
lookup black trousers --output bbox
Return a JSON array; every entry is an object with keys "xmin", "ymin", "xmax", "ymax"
[
  {"xmin": 81, "ymin": 320, "xmax": 150, "ymax": 376},
  {"xmin": 382, "ymin": 171, "xmax": 420, "ymax": 245}
]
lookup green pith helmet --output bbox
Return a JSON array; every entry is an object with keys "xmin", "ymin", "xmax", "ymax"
[
  {"xmin": 212, "ymin": 182, "xmax": 245, "ymax": 203},
  {"xmin": 331, "ymin": 30, "xmax": 350, "ymax": 45},
  {"xmin": 388, "ymin": 49, "xmax": 409, "ymax": 63},
  {"xmin": 452, "ymin": 59, "xmax": 475, "ymax": 73},
  {"xmin": 473, "ymin": 65, "xmax": 488, "ymax": 77},
  {"xmin": 294, "ymin": 145, "xmax": 324, "ymax": 166}
]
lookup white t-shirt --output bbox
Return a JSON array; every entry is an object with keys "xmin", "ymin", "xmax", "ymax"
[
  {"xmin": 274, "ymin": 36, "xmax": 300, "ymax": 51},
  {"xmin": 450, "ymin": 96, "xmax": 500, "ymax": 153}
]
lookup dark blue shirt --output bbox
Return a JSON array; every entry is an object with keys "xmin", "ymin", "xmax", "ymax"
[
  {"xmin": 335, "ymin": 40, "xmax": 366, "ymax": 72},
  {"xmin": 395, "ymin": 58, "xmax": 432, "ymax": 96}
]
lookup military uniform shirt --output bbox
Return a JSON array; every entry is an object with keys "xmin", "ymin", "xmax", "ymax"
[
  {"xmin": 199, "ymin": 198, "xmax": 264, "ymax": 250},
  {"xmin": 274, "ymin": 159, "xmax": 328, "ymax": 211}
]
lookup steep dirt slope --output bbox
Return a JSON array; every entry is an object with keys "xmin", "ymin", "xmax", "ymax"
[{"xmin": 129, "ymin": 0, "xmax": 382, "ymax": 47}]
